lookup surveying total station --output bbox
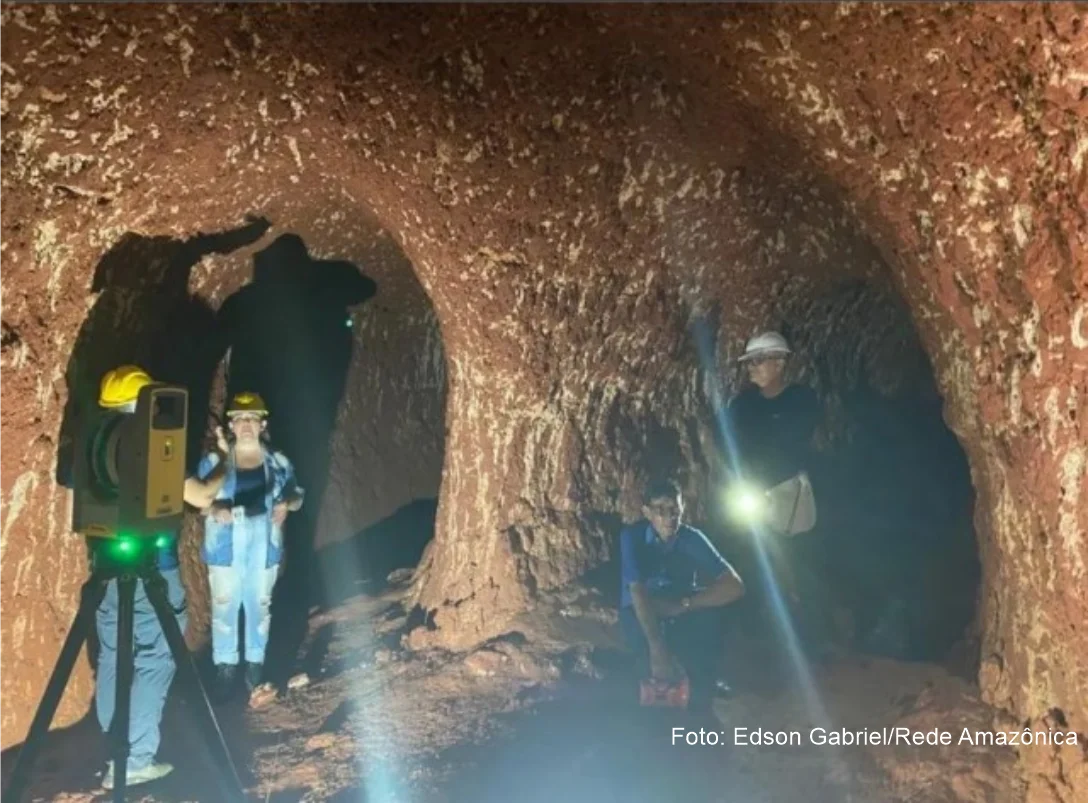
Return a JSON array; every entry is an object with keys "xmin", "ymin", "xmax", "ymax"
[
  {"xmin": 3, "ymin": 366, "xmax": 245, "ymax": 803},
  {"xmin": 73, "ymin": 368, "xmax": 189, "ymax": 558}
]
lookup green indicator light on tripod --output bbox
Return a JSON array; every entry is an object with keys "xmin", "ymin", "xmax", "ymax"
[
  {"xmin": 154, "ymin": 534, "xmax": 171, "ymax": 549},
  {"xmin": 108, "ymin": 534, "xmax": 141, "ymax": 563}
]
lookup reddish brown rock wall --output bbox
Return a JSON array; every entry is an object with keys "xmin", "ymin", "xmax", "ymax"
[
  {"xmin": 691, "ymin": 7, "xmax": 1087, "ymax": 799},
  {"xmin": 1, "ymin": 4, "xmax": 1084, "ymax": 798}
]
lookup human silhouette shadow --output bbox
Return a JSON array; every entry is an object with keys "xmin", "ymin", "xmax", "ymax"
[
  {"xmin": 53, "ymin": 215, "xmax": 272, "ymax": 640},
  {"xmin": 6, "ymin": 216, "xmax": 271, "ymax": 801},
  {"xmin": 216, "ymin": 233, "xmax": 378, "ymax": 685},
  {"xmin": 56, "ymin": 216, "xmax": 272, "ymax": 487}
]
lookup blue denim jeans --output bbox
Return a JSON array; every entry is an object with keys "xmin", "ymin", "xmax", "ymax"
[
  {"xmin": 208, "ymin": 511, "xmax": 280, "ymax": 666},
  {"xmin": 95, "ymin": 568, "xmax": 187, "ymax": 771}
]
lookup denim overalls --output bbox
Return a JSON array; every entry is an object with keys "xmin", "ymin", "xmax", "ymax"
[{"xmin": 197, "ymin": 448, "xmax": 303, "ymax": 666}]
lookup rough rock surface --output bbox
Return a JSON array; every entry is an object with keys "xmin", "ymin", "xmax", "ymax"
[{"xmin": 1, "ymin": 4, "xmax": 1085, "ymax": 798}]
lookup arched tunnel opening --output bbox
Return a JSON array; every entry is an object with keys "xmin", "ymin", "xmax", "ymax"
[
  {"xmin": 795, "ymin": 281, "xmax": 980, "ymax": 667},
  {"xmin": 2, "ymin": 4, "xmax": 1084, "ymax": 803},
  {"xmin": 46, "ymin": 208, "xmax": 448, "ymax": 698},
  {"xmin": 704, "ymin": 276, "xmax": 981, "ymax": 672},
  {"xmin": 204, "ymin": 226, "xmax": 447, "ymax": 684}
]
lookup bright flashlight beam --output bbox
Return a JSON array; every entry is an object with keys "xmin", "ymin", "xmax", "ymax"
[
  {"xmin": 726, "ymin": 483, "xmax": 765, "ymax": 523},
  {"xmin": 735, "ymin": 493, "xmax": 761, "ymax": 519}
]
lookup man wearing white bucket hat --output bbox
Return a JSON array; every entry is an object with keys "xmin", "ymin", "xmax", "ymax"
[
  {"xmin": 726, "ymin": 331, "xmax": 820, "ymax": 535},
  {"xmin": 718, "ymin": 330, "xmax": 840, "ymax": 657}
]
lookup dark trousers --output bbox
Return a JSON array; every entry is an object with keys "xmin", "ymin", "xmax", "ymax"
[
  {"xmin": 776, "ymin": 534, "xmax": 838, "ymax": 648},
  {"xmin": 619, "ymin": 604, "xmax": 727, "ymax": 703}
]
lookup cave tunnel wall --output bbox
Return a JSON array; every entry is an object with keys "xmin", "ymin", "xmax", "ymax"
[
  {"xmin": 314, "ymin": 223, "xmax": 446, "ymax": 552},
  {"xmin": 1, "ymin": 4, "xmax": 1085, "ymax": 798}
]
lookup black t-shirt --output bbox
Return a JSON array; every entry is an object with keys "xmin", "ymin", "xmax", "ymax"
[
  {"xmin": 725, "ymin": 384, "xmax": 820, "ymax": 488},
  {"xmin": 233, "ymin": 465, "xmax": 268, "ymax": 516}
]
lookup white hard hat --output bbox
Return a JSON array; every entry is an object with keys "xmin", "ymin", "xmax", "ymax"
[{"xmin": 739, "ymin": 331, "xmax": 791, "ymax": 362}]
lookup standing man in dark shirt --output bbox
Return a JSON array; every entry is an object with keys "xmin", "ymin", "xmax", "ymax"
[
  {"xmin": 727, "ymin": 331, "xmax": 820, "ymax": 493},
  {"xmin": 619, "ymin": 478, "xmax": 745, "ymax": 708},
  {"xmin": 724, "ymin": 332, "xmax": 834, "ymax": 655}
]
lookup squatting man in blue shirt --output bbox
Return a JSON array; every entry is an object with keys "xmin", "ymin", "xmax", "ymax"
[{"xmin": 619, "ymin": 478, "xmax": 746, "ymax": 708}]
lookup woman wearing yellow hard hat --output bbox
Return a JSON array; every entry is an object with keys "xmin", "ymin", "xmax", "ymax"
[{"xmin": 194, "ymin": 390, "xmax": 304, "ymax": 703}]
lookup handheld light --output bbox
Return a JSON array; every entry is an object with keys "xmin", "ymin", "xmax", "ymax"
[{"xmin": 725, "ymin": 481, "xmax": 769, "ymax": 525}]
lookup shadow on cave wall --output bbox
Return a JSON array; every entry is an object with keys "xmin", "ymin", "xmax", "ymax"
[
  {"xmin": 53, "ymin": 215, "xmax": 273, "ymax": 662},
  {"xmin": 55, "ymin": 216, "xmax": 271, "ymax": 488},
  {"xmin": 52, "ymin": 220, "xmax": 446, "ymax": 689},
  {"xmin": 216, "ymin": 233, "xmax": 379, "ymax": 683},
  {"xmin": 8, "ymin": 217, "xmax": 271, "ymax": 793}
]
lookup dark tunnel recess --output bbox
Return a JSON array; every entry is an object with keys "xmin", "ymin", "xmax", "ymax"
[
  {"xmin": 712, "ymin": 276, "xmax": 981, "ymax": 668},
  {"xmin": 57, "ymin": 217, "xmax": 448, "ymax": 682}
]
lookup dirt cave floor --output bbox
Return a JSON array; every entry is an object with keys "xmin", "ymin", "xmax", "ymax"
[{"xmin": 7, "ymin": 580, "xmax": 1025, "ymax": 803}]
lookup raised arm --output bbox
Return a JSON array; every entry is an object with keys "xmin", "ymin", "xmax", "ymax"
[{"xmin": 184, "ymin": 428, "xmax": 230, "ymax": 509}]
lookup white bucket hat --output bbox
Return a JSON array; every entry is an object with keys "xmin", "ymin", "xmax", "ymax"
[{"xmin": 738, "ymin": 331, "xmax": 791, "ymax": 362}]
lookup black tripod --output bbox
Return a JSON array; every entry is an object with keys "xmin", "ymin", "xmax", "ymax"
[{"xmin": 3, "ymin": 556, "xmax": 246, "ymax": 802}]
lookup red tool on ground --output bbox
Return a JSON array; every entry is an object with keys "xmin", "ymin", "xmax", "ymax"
[{"xmin": 639, "ymin": 673, "xmax": 690, "ymax": 708}]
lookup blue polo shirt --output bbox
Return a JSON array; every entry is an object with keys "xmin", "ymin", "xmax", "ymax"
[{"xmin": 619, "ymin": 521, "xmax": 731, "ymax": 608}]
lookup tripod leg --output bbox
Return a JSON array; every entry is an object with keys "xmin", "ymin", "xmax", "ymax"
[
  {"xmin": 3, "ymin": 574, "xmax": 108, "ymax": 802},
  {"xmin": 111, "ymin": 575, "xmax": 137, "ymax": 802},
  {"xmin": 144, "ymin": 570, "xmax": 246, "ymax": 801}
]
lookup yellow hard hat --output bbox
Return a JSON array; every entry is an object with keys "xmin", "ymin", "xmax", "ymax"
[
  {"xmin": 227, "ymin": 391, "xmax": 268, "ymax": 417},
  {"xmin": 98, "ymin": 365, "xmax": 153, "ymax": 408}
]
